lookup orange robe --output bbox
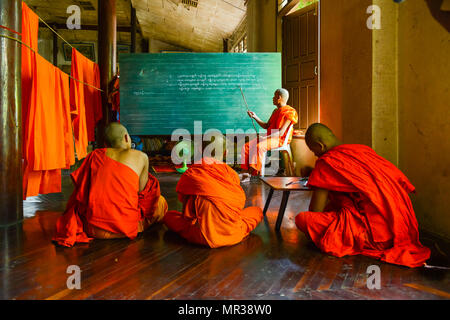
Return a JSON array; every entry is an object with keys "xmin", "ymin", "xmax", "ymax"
[
  {"xmin": 57, "ymin": 68, "xmax": 76, "ymax": 169},
  {"xmin": 21, "ymin": 3, "xmax": 75, "ymax": 198},
  {"xmin": 52, "ymin": 149, "xmax": 165, "ymax": 247},
  {"xmin": 21, "ymin": 2, "xmax": 39, "ymax": 156},
  {"xmin": 23, "ymin": 56, "xmax": 74, "ymax": 198},
  {"xmin": 295, "ymin": 144, "xmax": 431, "ymax": 268},
  {"xmin": 241, "ymin": 105, "xmax": 298, "ymax": 174},
  {"xmin": 21, "ymin": 3, "xmax": 40, "ymax": 198},
  {"xmin": 70, "ymin": 48, "xmax": 102, "ymax": 160},
  {"xmin": 164, "ymin": 158, "xmax": 263, "ymax": 248}
]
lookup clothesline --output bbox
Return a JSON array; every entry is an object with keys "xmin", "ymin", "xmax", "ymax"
[
  {"xmin": 0, "ymin": 24, "xmax": 22, "ymax": 36},
  {"xmin": 32, "ymin": 13, "xmax": 106, "ymax": 92},
  {"xmin": 0, "ymin": 33, "xmax": 104, "ymax": 92},
  {"xmin": 0, "ymin": 2, "xmax": 107, "ymax": 93},
  {"xmin": 1, "ymin": 4, "xmax": 104, "ymax": 93},
  {"xmin": 37, "ymin": 16, "xmax": 74, "ymax": 50}
]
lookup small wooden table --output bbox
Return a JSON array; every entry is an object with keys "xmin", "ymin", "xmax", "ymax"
[{"xmin": 260, "ymin": 177, "xmax": 311, "ymax": 231}]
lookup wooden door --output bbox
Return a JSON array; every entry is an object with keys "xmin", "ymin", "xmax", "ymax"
[{"xmin": 282, "ymin": 3, "xmax": 319, "ymax": 132}]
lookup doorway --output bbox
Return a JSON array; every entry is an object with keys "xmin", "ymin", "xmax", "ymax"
[{"xmin": 282, "ymin": 1, "xmax": 319, "ymax": 132}]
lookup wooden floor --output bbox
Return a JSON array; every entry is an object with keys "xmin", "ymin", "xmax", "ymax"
[{"xmin": 1, "ymin": 172, "xmax": 449, "ymax": 300}]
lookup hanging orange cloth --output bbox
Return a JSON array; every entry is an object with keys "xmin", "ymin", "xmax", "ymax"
[
  {"xmin": 295, "ymin": 144, "xmax": 431, "ymax": 268},
  {"xmin": 23, "ymin": 55, "xmax": 69, "ymax": 198},
  {"xmin": 241, "ymin": 105, "xmax": 298, "ymax": 174},
  {"xmin": 30, "ymin": 55, "xmax": 67, "ymax": 170},
  {"xmin": 70, "ymin": 48, "xmax": 102, "ymax": 160},
  {"xmin": 22, "ymin": 2, "xmax": 39, "ymax": 198},
  {"xmin": 21, "ymin": 4, "xmax": 74, "ymax": 198},
  {"xmin": 52, "ymin": 149, "xmax": 165, "ymax": 247},
  {"xmin": 56, "ymin": 67, "xmax": 76, "ymax": 169},
  {"xmin": 21, "ymin": 2, "xmax": 39, "ymax": 157},
  {"xmin": 164, "ymin": 158, "xmax": 263, "ymax": 248},
  {"xmin": 23, "ymin": 67, "xmax": 74, "ymax": 198}
]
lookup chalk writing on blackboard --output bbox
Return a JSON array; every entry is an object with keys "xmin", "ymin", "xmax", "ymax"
[{"xmin": 165, "ymin": 74, "xmax": 263, "ymax": 92}]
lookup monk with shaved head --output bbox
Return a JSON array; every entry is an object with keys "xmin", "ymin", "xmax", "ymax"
[
  {"xmin": 296, "ymin": 123, "xmax": 430, "ymax": 268},
  {"xmin": 53, "ymin": 122, "xmax": 167, "ymax": 247},
  {"xmin": 240, "ymin": 88, "xmax": 298, "ymax": 181}
]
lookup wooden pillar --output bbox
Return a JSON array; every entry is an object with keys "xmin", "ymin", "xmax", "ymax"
[
  {"xmin": 97, "ymin": 0, "xmax": 116, "ymax": 146},
  {"xmin": 141, "ymin": 38, "xmax": 149, "ymax": 53},
  {"xmin": 247, "ymin": 0, "xmax": 277, "ymax": 52},
  {"xmin": 131, "ymin": 5, "xmax": 137, "ymax": 53},
  {"xmin": 223, "ymin": 38, "xmax": 228, "ymax": 52},
  {"xmin": 0, "ymin": 0, "xmax": 23, "ymax": 226},
  {"xmin": 53, "ymin": 25, "xmax": 58, "ymax": 66}
]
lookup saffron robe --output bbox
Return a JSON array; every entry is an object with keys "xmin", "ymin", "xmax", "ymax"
[
  {"xmin": 23, "ymin": 56, "xmax": 74, "ymax": 198},
  {"xmin": 21, "ymin": 3, "xmax": 40, "ymax": 198},
  {"xmin": 295, "ymin": 144, "xmax": 431, "ymax": 268},
  {"xmin": 164, "ymin": 158, "xmax": 263, "ymax": 248},
  {"xmin": 21, "ymin": 2, "xmax": 39, "ymax": 155},
  {"xmin": 241, "ymin": 105, "xmax": 298, "ymax": 173},
  {"xmin": 52, "ymin": 149, "xmax": 164, "ymax": 247},
  {"xmin": 70, "ymin": 48, "xmax": 102, "ymax": 160},
  {"xmin": 21, "ymin": 4, "xmax": 75, "ymax": 198}
]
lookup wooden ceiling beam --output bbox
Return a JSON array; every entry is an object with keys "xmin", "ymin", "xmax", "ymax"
[
  {"xmin": 278, "ymin": 0, "xmax": 300, "ymax": 17},
  {"xmin": 38, "ymin": 22, "xmax": 142, "ymax": 34}
]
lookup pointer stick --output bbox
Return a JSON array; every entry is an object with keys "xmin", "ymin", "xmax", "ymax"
[{"xmin": 239, "ymin": 86, "xmax": 259, "ymax": 139}]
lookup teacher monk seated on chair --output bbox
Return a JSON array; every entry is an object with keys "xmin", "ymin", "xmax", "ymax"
[
  {"xmin": 239, "ymin": 88, "xmax": 298, "ymax": 182},
  {"xmin": 295, "ymin": 123, "xmax": 431, "ymax": 268},
  {"xmin": 53, "ymin": 122, "xmax": 167, "ymax": 247},
  {"xmin": 163, "ymin": 157, "xmax": 263, "ymax": 248}
]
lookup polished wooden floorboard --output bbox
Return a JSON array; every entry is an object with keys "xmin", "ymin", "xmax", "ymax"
[{"xmin": 1, "ymin": 173, "xmax": 449, "ymax": 300}]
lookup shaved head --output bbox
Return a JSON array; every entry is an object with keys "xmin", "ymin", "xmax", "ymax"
[
  {"xmin": 275, "ymin": 88, "xmax": 289, "ymax": 103},
  {"xmin": 104, "ymin": 122, "xmax": 129, "ymax": 148},
  {"xmin": 305, "ymin": 123, "xmax": 335, "ymax": 144},
  {"xmin": 305, "ymin": 123, "xmax": 341, "ymax": 157}
]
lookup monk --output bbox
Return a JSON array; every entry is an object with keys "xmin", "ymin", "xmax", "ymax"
[
  {"xmin": 53, "ymin": 122, "xmax": 167, "ymax": 247},
  {"xmin": 295, "ymin": 123, "xmax": 431, "ymax": 268},
  {"xmin": 163, "ymin": 157, "xmax": 263, "ymax": 248},
  {"xmin": 240, "ymin": 88, "xmax": 298, "ymax": 182}
]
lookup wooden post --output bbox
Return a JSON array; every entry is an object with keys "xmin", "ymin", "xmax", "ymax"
[
  {"xmin": 131, "ymin": 5, "xmax": 137, "ymax": 53},
  {"xmin": 223, "ymin": 38, "xmax": 228, "ymax": 52},
  {"xmin": 97, "ymin": 0, "xmax": 116, "ymax": 146},
  {"xmin": 141, "ymin": 38, "xmax": 149, "ymax": 53},
  {"xmin": 53, "ymin": 25, "xmax": 58, "ymax": 66},
  {"xmin": 0, "ymin": 0, "xmax": 23, "ymax": 226}
]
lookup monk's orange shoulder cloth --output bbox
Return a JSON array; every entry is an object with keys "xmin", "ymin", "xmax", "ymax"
[
  {"xmin": 305, "ymin": 144, "xmax": 430, "ymax": 268},
  {"xmin": 52, "ymin": 149, "xmax": 160, "ymax": 247},
  {"xmin": 267, "ymin": 105, "xmax": 298, "ymax": 142},
  {"xmin": 170, "ymin": 158, "xmax": 262, "ymax": 248}
]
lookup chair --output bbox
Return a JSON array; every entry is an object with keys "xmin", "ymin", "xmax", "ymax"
[{"xmin": 260, "ymin": 125, "xmax": 294, "ymax": 177}]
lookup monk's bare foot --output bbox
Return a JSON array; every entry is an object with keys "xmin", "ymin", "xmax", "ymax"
[{"xmin": 239, "ymin": 173, "xmax": 251, "ymax": 183}]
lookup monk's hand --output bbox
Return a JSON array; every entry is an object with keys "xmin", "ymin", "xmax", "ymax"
[{"xmin": 247, "ymin": 111, "xmax": 256, "ymax": 119}]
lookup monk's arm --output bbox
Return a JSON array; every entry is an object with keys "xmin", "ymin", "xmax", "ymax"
[
  {"xmin": 139, "ymin": 153, "xmax": 149, "ymax": 192},
  {"xmin": 309, "ymin": 188, "xmax": 329, "ymax": 212},
  {"xmin": 266, "ymin": 120, "xmax": 291, "ymax": 139}
]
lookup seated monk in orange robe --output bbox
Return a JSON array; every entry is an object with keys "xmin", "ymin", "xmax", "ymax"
[
  {"xmin": 240, "ymin": 88, "xmax": 298, "ymax": 182},
  {"xmin": 163, "ymin": 157, "xmax": 263, "ymax": 248},
  {"xmin": 53, "ymin": 123, "xmax": 167, "ymax": 247},
  {"xmin": 295, "ymin": 123, "xmax": 431, "ymax": 268}
]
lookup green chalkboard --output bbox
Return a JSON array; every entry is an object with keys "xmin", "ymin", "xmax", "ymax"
[{"xmin": 119, "ymin": 53, "xmax": 282, "ymax": 135}]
